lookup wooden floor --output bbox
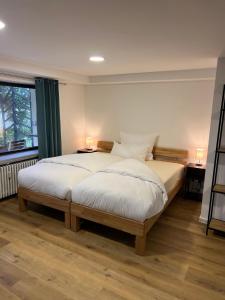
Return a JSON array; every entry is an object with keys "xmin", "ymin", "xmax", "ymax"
[{"xmin": 0, "ymin": 197, "xmax": 225, "ymax": 300}]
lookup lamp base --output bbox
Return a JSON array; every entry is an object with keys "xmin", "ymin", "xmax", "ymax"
[{"xmin": 195, "ymin": 163, "xmax": 203, "ymax": 167}]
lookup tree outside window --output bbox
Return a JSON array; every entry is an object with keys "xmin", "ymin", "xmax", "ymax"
[{"xmin": 0, "ymin": 82, "xmax": 38, "ymax": 154}]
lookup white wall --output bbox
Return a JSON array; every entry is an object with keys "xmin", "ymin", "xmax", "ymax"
[
  {"xmin": 201, "ymin": 58, "xmax": 225, "ymax": 223},
  {"xmin": 85, "ymin": 80, "xmax": 214, "ymax": 159},
  {"xmin": 59, "ymin": 83, "xmax": 85, "ymax": 154}
]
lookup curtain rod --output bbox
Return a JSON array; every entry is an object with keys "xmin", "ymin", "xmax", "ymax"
[{"xmin": 0, "ymin": 72, "xmax": 66, "ymax": 85}]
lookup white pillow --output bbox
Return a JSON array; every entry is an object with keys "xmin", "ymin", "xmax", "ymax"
[
  {"xmin": 111, "ymin": 141, "xmax": 148, "ymax": 161},
  {"xmin": 120, "ymin": 132, "xmax": 158, "ymax": 160}
]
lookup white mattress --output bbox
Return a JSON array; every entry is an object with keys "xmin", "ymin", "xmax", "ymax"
[
  {"xmin": 72, "ymin": 160, "xmax": 184, "ymax": 222},
  {"xmin": 18, "ymin": 152, "xmax": 122, "ymax": 200},
  {"xmin": 145, "ymin": 160, "xmax": 184, "ymax": 193}
]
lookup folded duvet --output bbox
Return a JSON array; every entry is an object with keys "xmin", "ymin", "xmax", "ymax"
[
  {"xmin": 18, "ymin": 153, "xmax": 122, "ymax": 200},
  {"xmin": 72, "ymin": 159, "xmax": 168, "ymax": 221}
]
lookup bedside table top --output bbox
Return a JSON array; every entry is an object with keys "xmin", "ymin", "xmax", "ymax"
[
  {"xmin": 187, "ymin": 163, "xmax": 206, "ymax": 170},
  {"xmin": 77, "ymin": 148, "xmax": 98, "ymax": 153}
]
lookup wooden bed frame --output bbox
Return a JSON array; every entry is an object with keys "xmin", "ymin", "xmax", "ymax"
[
  {"xmin": 70, "ymin": 141, "xmax": 188, "ymax": 255},
  {"xmin": 18, "ymin": 140, "xmax": 188, "ymax": 253},
  {"xmin": 18, "ymin": 187, "xmax": 71, "ymax": 229}
]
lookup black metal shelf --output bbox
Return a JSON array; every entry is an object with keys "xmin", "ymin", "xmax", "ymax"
[{"xmin": 206, "ymin": 84, "xmax": 225, "ymax": 235}]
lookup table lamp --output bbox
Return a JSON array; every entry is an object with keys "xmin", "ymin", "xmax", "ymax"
[
  {"xmin": 86, "ymin": 136, "xmax": 94, "ymax": 150},
  {"xmin": 195, "ymin": 148, "xmax": 204, "ymax": 166}
]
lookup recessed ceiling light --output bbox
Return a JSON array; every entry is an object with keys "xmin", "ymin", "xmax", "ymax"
[
  {"xmin": 89, "ymin": 56, "xmax": 104, "ymax": 62},
  {"xmin": 0, "ymin": 20, "xmax": 6, "ymax": 30}
]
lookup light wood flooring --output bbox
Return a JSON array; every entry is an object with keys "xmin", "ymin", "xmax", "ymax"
[{"xmin": 0, "ymin": 197, "xmax": 225, "ymax": 300}]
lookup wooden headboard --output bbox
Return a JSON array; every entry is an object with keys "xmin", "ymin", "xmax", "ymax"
[{"xmin": 97, "ymin": 141, "xmax": 188, "ymax": 165}]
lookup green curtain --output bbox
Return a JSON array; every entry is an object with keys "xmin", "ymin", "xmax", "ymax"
[{"xmin": 35, "ymin": 78, "xmax": 62, "ymax": 159}]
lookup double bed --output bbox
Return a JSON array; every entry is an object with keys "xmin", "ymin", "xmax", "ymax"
[
  {"xmin": 70, "ymin": 141, "xmax": 187, "ymax": 255},
  {"xmin": 18, "ymin": 141, "xmax": 188, "ymax": 255}
]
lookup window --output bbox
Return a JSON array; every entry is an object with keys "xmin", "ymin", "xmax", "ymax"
[{"xmin": 0, "ymin": 82, "xmax": 38, "ymax": 154}]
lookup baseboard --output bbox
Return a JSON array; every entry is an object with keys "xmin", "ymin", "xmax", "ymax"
[
  {"xmin": 199, "ymin": 215, "xmax": 207, "ymax": 224},
  {"xmin": 0, "ymin": 193, "xmax": 17, "ymax": 202}
]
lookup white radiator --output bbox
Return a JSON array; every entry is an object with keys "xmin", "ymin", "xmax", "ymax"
[{"xmin": 0, "ymin": 159, "xmax": 38, "ymax": 199}]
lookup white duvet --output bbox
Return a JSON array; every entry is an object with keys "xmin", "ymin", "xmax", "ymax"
[
  {"xmin": 72, "ymin": 158, "xmax": 168, "ymax": 222},
  {"xmin": 18, "ymin": 153, "xmax": 122, "ymax": 200}
]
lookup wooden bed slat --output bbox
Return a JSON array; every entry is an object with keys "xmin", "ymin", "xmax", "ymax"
[
  {"xmin": 153, "ymin": 147, "xmax": 188, "ymax": 164},
  {"xmin": 71, "ymin": 203, "xmax": 145, "ymax": 236},
  {"xmin": 18, "ymin": 187, "xmax": 71, "ymax": 229}
]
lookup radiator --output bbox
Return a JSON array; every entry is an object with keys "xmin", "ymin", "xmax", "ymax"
[{"xmin": 0, "ymin": 159, "xmax": 38, "ymax": 199}]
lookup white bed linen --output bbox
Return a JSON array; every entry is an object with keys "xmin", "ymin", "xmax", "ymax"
[
  {"xmin": 18, "ymin": 153, "xmax": 123, "ymax": 200},
  {"xmin": 145, "ymin": 160, "xmax": 184, "ymax": 193},
  {"xmin": 72, "ymin": 159, "xmax": 168, "ymax": 222}
]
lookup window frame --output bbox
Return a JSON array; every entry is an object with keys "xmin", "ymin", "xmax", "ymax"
[
  {"xmin": 0, "ymin": 81, "xmax": 35, "ymax": 89},
  {"xmin": 0, "ymin": 81, "xmax": 38, "ymax": 156}
]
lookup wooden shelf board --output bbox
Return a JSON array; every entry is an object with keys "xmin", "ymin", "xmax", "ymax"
[
  {"xmin": 217, "ymin": 147, "xmax": 225, "ymax": 153},
  {"xmin": 213, "ymin": 184, "xmax": 225, "ymax": 194},
  {"xmin": 209, "ymin": 218, "xmax": 225, "ymax": 232}
]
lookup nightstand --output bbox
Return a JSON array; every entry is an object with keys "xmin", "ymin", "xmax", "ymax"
[
  {"xmin": 185, "ymin": 163, "xmax": 206, "ymax": 200},
  {"xmin": 77, "ymin": 149, "xmax": 98, "ymax": 154}
]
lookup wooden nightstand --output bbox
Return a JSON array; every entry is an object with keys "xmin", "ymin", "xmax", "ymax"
[
  {"xmin": 185, "ymin": 163, "xmax": 206, "ymax": 200},
  {"xmin": 77, "ymin": 149, "xmax": 98, "ymax": 154}
]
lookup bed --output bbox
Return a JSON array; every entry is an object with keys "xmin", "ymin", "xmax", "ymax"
[
  {"xmin": 70, "ymin": 141, "xmax": 188, "ymax": 255},
  {"xmin": 17, "ymin": 152, "xmax": 123, "ymax": 228}
]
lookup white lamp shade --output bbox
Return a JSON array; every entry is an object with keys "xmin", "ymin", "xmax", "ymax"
[
  {"xmin": 195, "ymin": 148, "xmax": 205, "ymax": 165},
  {"xmin": 86, "ymin": 136, "xmax": 94, "ymax": 148}
]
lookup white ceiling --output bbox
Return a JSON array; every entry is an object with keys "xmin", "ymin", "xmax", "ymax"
[{"xmin": 0, "ymin": 0, "xmax": 225, "ymax": 76}]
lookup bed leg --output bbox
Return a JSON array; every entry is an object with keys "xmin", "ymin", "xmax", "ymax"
[
  {"xmin": 64, "ymin": 211, "xmax": 71, "ymax": 229},
  {"xmin": 18, "ymin": 195, "xmax": 27, "ymax": 212},
  {"xmin": 71, "ymin": 215, "xmax": 81, "ymax": 232},
  {"xmin": 135, "ymin": 235, "xmax": 147, "ymax": 256}
]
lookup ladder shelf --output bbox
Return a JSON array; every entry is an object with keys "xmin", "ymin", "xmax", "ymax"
[{"xmin": 206, "ymin": 84, "xmax": 225, "ymax": 235}]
